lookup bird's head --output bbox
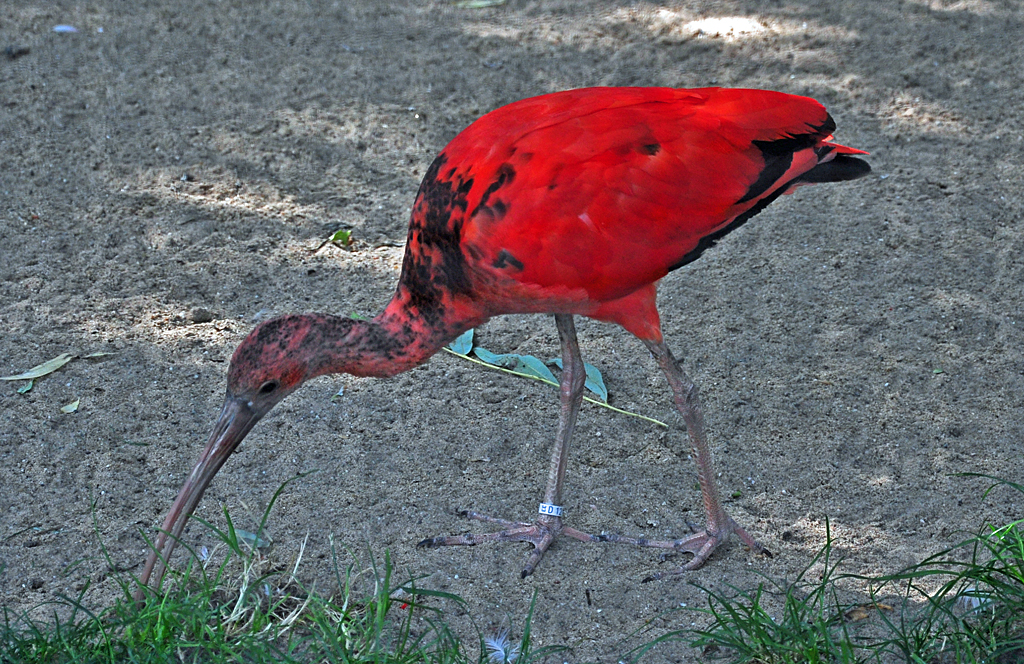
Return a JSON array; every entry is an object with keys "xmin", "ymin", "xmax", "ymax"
[
  {"xmin": 225, "ymin": 314, "xmax": 326, "ymax": 416},
  {"xmin": 135, "ymin": 313, "xmax": 348, "ymax": 600}
]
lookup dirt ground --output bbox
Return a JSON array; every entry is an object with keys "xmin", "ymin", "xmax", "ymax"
[{"xmin": 2, "ymin": 0, "xmax": 1023, "ymax": 661}]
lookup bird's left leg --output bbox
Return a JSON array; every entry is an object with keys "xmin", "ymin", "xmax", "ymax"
[{"xmin": 418, "ymin": 314, "xmax": 600, "ymax": 577}]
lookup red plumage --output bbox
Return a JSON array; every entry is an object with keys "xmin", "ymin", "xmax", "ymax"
[
  {"xmin": 136, "ymin": 87, "xmax": 869, "ymax": 597},
  {"xmin": 393, "ymin": 87, "xmax": 867, "ymax": 340}
]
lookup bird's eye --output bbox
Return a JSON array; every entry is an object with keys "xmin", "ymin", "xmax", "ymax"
[{"xmin": 258, "ymin": 380, "xmax": 279, "ymax": 395}]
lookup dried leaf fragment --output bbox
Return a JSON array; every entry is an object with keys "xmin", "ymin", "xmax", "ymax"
[{"xmin": 1, "ymin": 353, "xmax": 74, "ymax": 381}]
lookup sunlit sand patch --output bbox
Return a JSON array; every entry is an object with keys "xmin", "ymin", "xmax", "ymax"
[
  {"xmin": 903, "ymin": 0, "xmax": 1001, "ymax": 14},
  {"xmin": 117, "ymin": 166, "xmax": 330, "ymax": 226},
  {"xmin": 605, "ymin": 7, "xmax": 772, "ymax": 43},
  {"xmin": 609, "ymin": 6, "xmax": 861, "ymax": 43},
  {"xmin": 74, "ymin": 251, "xmax": 404, "ymax": 348},
  {"xmin": 92, "ymin": 165, "xmax": 409, "ymax": 349},
  {"xmin": 678, "ymin": 16, "xmax": 770, "ymax": 41},
  {"xmin": 881, "ymin": 93, "xmax": 972, "ymax": 137}
]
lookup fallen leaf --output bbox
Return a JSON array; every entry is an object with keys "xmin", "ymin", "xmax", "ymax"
[
  {"xmin": 472, "ymin": 346, "xmax": 517, "ymax": 368},
  {"xmin": 844, "ymin": 602, "xmax": 893, "ymax": 622},
  {"xmin": 453, "ymin": 0, "xmax": 506, "ymax": 7},
  {"xmin": 60, "ymin": 399, "xmax": 80, "ymax": 414},
  {"xmin": 236, "ymin": 528, "xmax": 271, "ymax": 549},
  {"xmin": 447, "ymin": 329, "xmax": 474, "ymax": 355},
  {"xmin": 1, "ymin": 353, "xmax": 74, "ymax": 381},
  {"xmin": 329, "ymin": 228, "xmax": 353, "ymax": 246},
  {"xmin": 516, "ymin": 355, "xmax": 558, "ymax": 384},
  {"xmin": 549, "ymin": 358, "xmax": 608, "ymax": 402}
]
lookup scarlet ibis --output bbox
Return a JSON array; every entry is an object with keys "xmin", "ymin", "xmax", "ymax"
[{"xmin": 136, "ymin": 87, "xmax": 869, "ymax": 597}]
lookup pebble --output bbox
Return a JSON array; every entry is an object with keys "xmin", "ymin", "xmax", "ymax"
[{"xmin": 4, "ymin": 46, "xmax": 30, "ymax": 59}]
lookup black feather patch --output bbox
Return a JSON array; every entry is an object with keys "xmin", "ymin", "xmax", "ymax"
[
  {"xmin": 492, "ymin": 249, "xmax": 524, "ymax": 271},
  {"xmin": 795, "ymin": 155, "xmax": 871, "ymax": 183}
]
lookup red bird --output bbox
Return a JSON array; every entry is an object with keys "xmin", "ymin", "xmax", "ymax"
[{"xmin": 136, "ymin": 87, "xmax": 869, "ymax": 596}]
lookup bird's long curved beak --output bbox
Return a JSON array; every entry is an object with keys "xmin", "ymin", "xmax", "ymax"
[{"xmin": 134, "ymin": 394, "xmax": 261, "ymax": 601}]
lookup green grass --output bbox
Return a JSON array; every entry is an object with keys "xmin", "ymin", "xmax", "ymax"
[
  {"xmin": 681, "ymin": 476, "xmax": 1024, "ymax": 663},
  {"xmin": 2, "ymin": 476, "xmax": 1021, "ymax": 663},
  {"xmin": 685, "ymin": 520, "xmax": 860, "ymax": 663},
  {"xmin": 1, "ymin": 535, "xmax": 468, "ymax": 663},
  {"xmin": 0, "ymin": 534, "xmax": 559, "ymax": 663},
  {"xmin": 0, "ymin": 479, "xmax": 558, "ymax": 664}
]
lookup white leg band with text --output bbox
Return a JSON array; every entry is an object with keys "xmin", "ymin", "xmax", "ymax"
[{"xmin": 538, "ymin": 503, "xmax": 564, "ymax": 517}]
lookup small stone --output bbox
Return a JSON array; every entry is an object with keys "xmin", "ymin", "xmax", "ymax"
[
  {"xmin": 5, "ymin": 46, "xmax": 30, "ymax": 59},
  {"xmin": 28, "ymin": 578, "xmax": 44, "ymax": 590},
  {"xmin": 191, "ymin": 307, "xmax": 214, "ymax": 324},
  {"xmin": 481, "ymin": 387, "xmax": 504, "ymax": 404},
  {"xmin": 23, "ymin": 539, "xmax": 39, "ymax": 548}
]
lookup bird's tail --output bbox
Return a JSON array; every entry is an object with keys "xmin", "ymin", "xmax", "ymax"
[{"xmin": 798, "ymin": 140, "xmax": 872, "ymax": 184}]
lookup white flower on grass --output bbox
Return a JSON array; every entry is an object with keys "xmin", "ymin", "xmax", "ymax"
[{"xmin": 485, "ymin": 627, "xmax": 520, "ymax": 664}]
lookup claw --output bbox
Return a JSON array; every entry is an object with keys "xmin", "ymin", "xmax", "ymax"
[{"xmin": 417, "ymin": 535, "xmax": 478, "ymax": 548}]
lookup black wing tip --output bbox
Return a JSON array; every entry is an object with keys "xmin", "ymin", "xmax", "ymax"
[{"xmin": 798, "ymin": 155, "xmax": 872, "ymax": 184}]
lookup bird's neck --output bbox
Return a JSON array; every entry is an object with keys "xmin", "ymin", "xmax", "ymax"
[{"xmin": 309, "ymin": 295, "xmax": 487, "ymax": 379}]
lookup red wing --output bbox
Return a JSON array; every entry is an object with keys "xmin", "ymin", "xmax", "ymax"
[{"xmin": 450, "ymin": 87, "xmax": 849, "ymax": 302}]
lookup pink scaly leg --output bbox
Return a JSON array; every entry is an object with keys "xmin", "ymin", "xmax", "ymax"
[
  {"xmin": 419, "ymin": 323, "xmax": 768, "ymax": 580},
  {"xmin": 418, "ymin": 314, "xmax": 600, "ymax": 578},
  {"xmin": 598, "ymin": 339, "xmax": 768, "ymax": 580}
]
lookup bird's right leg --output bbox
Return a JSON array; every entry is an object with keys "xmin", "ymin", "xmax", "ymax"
[
  {"xmin": 597, "ymin": 340, "xmax": 766, "ymax": 579},
  {"xmin": 418, "ymin": 314, "xmax": 600, "ymax": 577}
]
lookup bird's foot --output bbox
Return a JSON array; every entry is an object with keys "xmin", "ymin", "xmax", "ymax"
[
  {"xmin": 598, "ymin": 516, "xmax": 770, "ymax": 582},
  {"xmin": 417, "ymin": 510, "xmax": 599, "ymax": 578}
]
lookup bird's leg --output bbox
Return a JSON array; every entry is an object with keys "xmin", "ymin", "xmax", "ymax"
[
  {"xmin": 597, "ymin": 340, "xmax": 766, "ymax": 580},
  {"xmin": 418, "ymin": 314, "xmax": 600, "ymax": 577}
]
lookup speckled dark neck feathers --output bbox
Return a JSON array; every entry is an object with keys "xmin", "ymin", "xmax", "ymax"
[
  {"xmin": 248, "ymin": 311, "xmax": 444, "ymax": 382},
  {"xmin": 229, "ymin": 306, "xmax": 483, "ymax": 397}
]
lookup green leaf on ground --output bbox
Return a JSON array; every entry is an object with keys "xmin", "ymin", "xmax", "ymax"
[
  {"xmin": 1, "ymin": 353, "xmax": 74, "ymax": 381},
  {"xmin": 60, "ymin": 399, "xmax": 80, "ymax": 414},
  {"xmin": 441, "ymin": 328, "xmax": 666, "ymax": 427},
  {"xmin": 235, "ymin": 528, "xmax": 272, "ymax": 550},
  {"xmin": 329, "ymin": 228, "xmax": 353, "ymax": 246},
  {"xmin": 549, "ymin": 358, "xmax": 608, "ymax": 402},
  {"xmin": 516, "ymin": 355, "xmax": 558, "ymax": 384},
  {"xmin": 447, "ymin": 329, "xmax": 474, "ymax": 355},
  {"xmin": 472, "ymin": 348, "xmax": 558, "ymax": 383},
  {"xmin": 3, "ymin": 351, "xmax": 114, "ymax": 394},
  {"xmin": 453, "ymin": 0, "xmax": 506, "ymax": 7},
  {"xmin": 471, "ymin": 346, "xmax": 516, "ymax": 367}
]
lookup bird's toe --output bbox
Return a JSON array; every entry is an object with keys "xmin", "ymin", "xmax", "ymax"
[{"xmin": 417, "ymin": 537, "xmax": 444, "ymax": 548}]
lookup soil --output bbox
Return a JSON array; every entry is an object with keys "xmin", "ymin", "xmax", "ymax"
[{"xmin": 2, "ymin": 1, "xmax": 1023, "ymax": 661}]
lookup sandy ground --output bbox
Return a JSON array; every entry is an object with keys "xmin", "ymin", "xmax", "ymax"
[{"xmin": 2, "ymin": 0, "xmax": 1023, "ymax": 661}]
